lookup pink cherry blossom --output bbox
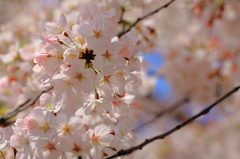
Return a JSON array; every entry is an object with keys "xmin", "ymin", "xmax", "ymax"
[
  {"xmin": 10, "ymin": 127, "xmax": 32, "ymax": 159},
  {"xmin": 39, "ymin": 93, "xmax": 62, "ymax": 113},
  {"xmin": 87, "ymin": 124, "xmax": 114, "ymax": 159},
  {"xmin": 25, "ymin": 108, "xmax": 55, "ymax": 140},
  {"xmin": 61, "ymin": 60, "xmax": 96, "ymax": 93},
  {"xmin": 91, "ymin": 41, "xmax": 125, "ymax": 71},
  {"xmin": 79, "ymin": 14, "xmax": 117, "ymax": 47},
  {"xmin": 85, "ymin": 4, "xmax": 116, "ymax": 19},
  {"xmin": 114, "ymin": 118, "xmax": 136, "ymax": 149},
  {"xmin": 55, "ymin": 113, "xmax": 85, "ymax": 138},
  {"xmin": 45, "ymin": 13, "xmax": 68, "ymax": 34},
  {"xmin": 33, "ymin": 43, "xmax": 65, "ymax": 75},
  {"xmin": 31, "ymin": 138, "xmax": 63, "ymax": 159},
  {"xmin": 0, "ymin": 128, "xmax": 9, "ymax": 150}
]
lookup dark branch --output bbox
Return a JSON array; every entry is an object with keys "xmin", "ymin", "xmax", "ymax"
[
  {"xmin": 0, "ymin": 87, "xmax": 53, "ymax": 126},
  {"xmin": 118, "ymin": 0, "xmax": 176, "ymax": 37},
  {"xmin": 106, "ymin": 86, "xmax": 240, "ymax": 159},
  {"xmin": 133, "ymin": 97, "xmax": 189, "ymax": 132},
  {"xmin": 118, "ymin": 7, "xmax": 127, "ymax": 33}
]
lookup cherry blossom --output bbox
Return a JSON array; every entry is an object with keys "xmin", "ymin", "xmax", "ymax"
[
  {"xmin": 79, "ymin": 14, "xmax": 117, "ymax": 47},
  {"xmin": 60, "ymin": 60, "xmax": 96, "ymax": 93},
  {"xmin": 10, "ymin": 127, "xmax": 32, "ymax": 159},
  {"xmin": 0, "ymin": 128, "xmax": 8, "ymax": 150},
  {"xmin": 45, "ymin": 13, "xmax": 68, "ymax": 34},
  {"xmin": 25, "ymin": 108, "xmax": 56, "ymax": 140},
  {"xmin": 87, "ymin": 124, "xmax": 114, "ymax": 159}
]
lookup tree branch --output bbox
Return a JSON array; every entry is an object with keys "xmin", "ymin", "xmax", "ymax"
[
  {"xmin": 133, "ymin": 97, "xmax": 189, "ymax": 132},
  {"xmin": 0, "ymin": 87, "xmax": 53, "ymax": 126},
  {"xmin": 118, "ymin": 0, "xmax": 176, "ymax": 37},
  {"xmin": 106, "ymin": 86, "xmax": 240, "ymax": 159}
]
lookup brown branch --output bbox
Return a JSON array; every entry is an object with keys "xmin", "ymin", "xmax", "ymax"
[
  {"xmin": 133, "ymin": 97, "xmax": 190, "ymax": 132},
  {"xmin": 0, "ymin": 87, "xmax": 53, "ymax": 126},
  {"xmin": 106, "ymin": 86, "xmax": 240, "ymax": 159},
  {"xmin": 118, "ymin": 7, "xmax": 127, "ymax": 33},
  {"xmin": 118, "ymin": 0, "xmax": 176, "ymax": 37},
  {"xmin": 118, "ymin": 6, "xmax": 125, "ymax": 24}
]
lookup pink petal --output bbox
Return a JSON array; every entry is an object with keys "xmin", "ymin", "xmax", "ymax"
[
  {"xmin": 55, "ymin": 113, "xmax": 68, "ymax": 127},
  {"xmin": 91, "ymin": 14, "xmax": 105, "ymax": 32},
  {"xmin": 59, "ymin": 13, "xmax": 68, "ymax": 28},
  {"xmin": 79, "ymin": 24, "xmax": 93, "ymax": 38},
  {"xmin": 108, "ymin": 41, "xmax": 122, "ymax": 55},
  {"xmin": 91, "ymin": 41, "xmax": 107, "ymax": 55},
  {"xmin": 95, "ymin": 124, "xmax": 111, "ymax": 136}
]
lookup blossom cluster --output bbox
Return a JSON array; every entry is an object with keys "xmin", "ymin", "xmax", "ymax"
[
  {"xmin": 0, "ymin": 3, "xmax": 144, "ymax": 159},
  {"xmin": 0, "ymin": 0, "xmax": 154, "ymax": 115}
]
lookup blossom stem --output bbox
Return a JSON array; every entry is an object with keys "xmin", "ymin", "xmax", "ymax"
[
  {"xmin": 61, "ymin": 43, "xmax": 70, "ymax": 48},
  {"xmin": 86, "ymin": 64, "xmax": 100, "ymax": 74},
  {"xmin": 67, "ymin": 36, "xmax": 83, "ymax": 57},
  {"xmin": 67, "ymin": 36, "xmax": 79, "ymax": 49},
  {"xmin": 1, "ymin": 151, "xmax": 5, "ymax": 159},
  {"xmin": 92, "ymin": 81, "xmax": 99, "ymax": 99},
  {"xmin": 58, "ymin": 39, "xmax": 70, "ymax": 48},
  {"xmin": 93, "ymin": 68, "xmax": 100, "ymax": 74}
]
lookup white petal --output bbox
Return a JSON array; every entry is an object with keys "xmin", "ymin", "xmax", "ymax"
[
  {"xmin": 39, "ymin": 93, "xmax": 52, "ymax": 107},
  {"xmin": 95, "ymin": 124, "xmax": 111, "ymax": 136},
  {"xmin": 59, "ymin": 13, "xmax": 68, "ymax": 28},
  {"xmin": 79, "ymin": 24, "xmax": 93, "ymax": 38},
  {"xmin": 103, "ymin": 8, "xmax": 116, "ymax": 18},
  {"xmin": 91, "ymin": 14, "xmax": 105, "ymax": 32},
  {"xmin": 102, "ymin": 24, "xmax": 117, "ymax": 39},
  {"xmin": 90, "ymin": 145, "xmax": 101, "ymax": 159},
  {"xmin": 108, "ymin": 41, "xmax": 122, "ymax": 55},
  {"xmin": 91, "ymin": 41, "xmax": 107, "ymax": 55},
  {"xmin": 80, "ymin": 79, "xmax": 93, "ymax": 93},
  {"xmin": 55, "ymin": 113, "xmax": 68, "ymax": 127},
  {"xmin": 99, "ymin": 134, "xmax": 113, "ymax": 146},
  {"xmin": 109, "ymin": 74, "xmax": 125, "ymax": 88}
]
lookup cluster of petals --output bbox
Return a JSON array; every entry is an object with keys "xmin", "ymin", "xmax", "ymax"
[{"xmin": 0, "ymin": 3, "xmax": 143, "ymax": 159}]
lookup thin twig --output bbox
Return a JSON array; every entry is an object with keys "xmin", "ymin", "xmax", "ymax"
[
  {"xmin": 118, "ymin": 0, "xmax": 176, "ymax": 37},
  {"xmin": 3, "ymin": 99, "xmax": 31, "ymax": 119},
  {"xmin": 118, "ymin": 6, "xmax": 127, "ymax": 33},
  {"xmin": 106, "ymin": 86, "xmax": 240, "ymax": 159},
  {"xmin": 133, "ymin": 97, "xmax": 189, "ymax": 132},
  {"xmin": 0, "ymin": 87, "xmax": 53, "ymax": 126}
]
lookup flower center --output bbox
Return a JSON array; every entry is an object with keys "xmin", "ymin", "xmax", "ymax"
[
  {"xmin": 94, "ymin": 30, "xmax": 102, "ymax": 39},
  {"xmin": 92, "ymin": 133, "xmax": 100, "ymax": 145},
  {"xmin": 45, "ymin": 143, "xmax": 56, "ymax": 152},
  {"xmin": 103, "ymin": 51, "xmax": 112, "ymax": 61},
  {"xmin": 75, "ymin": 73, "xmax": 84, "ymax": 82},
  {"xmin": 72, "ymin": 143, "xmax": 82, "ymax": 153},
  {"xmin": 63, "ymin": 124, "xmax": 71, "ymax": 135},
  {"xmin": 40, "ymin": 123, "xmax": 49, "ymax": 131}
]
